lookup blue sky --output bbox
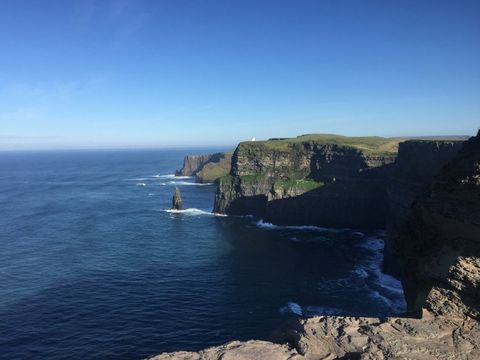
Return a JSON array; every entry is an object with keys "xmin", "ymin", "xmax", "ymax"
[{"xmin": 0, "ymin": 0, "xmax": 479, "ymax": 149}]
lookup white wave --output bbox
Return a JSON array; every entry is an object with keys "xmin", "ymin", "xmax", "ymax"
[
  {"xmin": 160, "ymin": 181, "xmax": 213, "ymax": 186},
  {"xmin": 153, "ymin": 174, "xmax": 194, "ymax": 179},
  {"xmin": 255, "ymin": 220, "xmax": 342, "ymax": 232},
  {"xmin": 163, "ymin": 208, "xmax": 211, "ymax": 215},
  {"xmin": 279, "ymin": 302, "xmax": 344, "ymax": 317},
  {"xmin": 369, "ymin": 290, "xmax": 404, "ymax": 312},
  {"xmin": 127, "ymin": 174, "xmax": 195, "ymax": 182},
  {"xmin": 352, "ymin": 266, "xmax": 369, "ymax": 279},
  {"xmin": 212, "ymin": 212, "xmax": 228, "ymax": 217},
  {"xmin": 136, "ymin": 183, "xmax": 147, "ymax": 187},
  {"xmin": 362, "ymin": 237, "xmax": 404, "ymax": 293},
  {"xmin": 357, "ymin": 236, "xmax": 407, "ymax": 312},
  {"xmin": 162, "ymin": 208, "xmax": 227, "ymax": 217},
  {"xmin": 279, "ymin": 302, "xmax": 303, "ymax": 316}
]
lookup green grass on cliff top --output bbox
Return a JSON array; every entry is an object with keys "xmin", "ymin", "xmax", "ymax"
[
  {"xmin": 196, "ymin": 152, "xmax": 233, "ymax": 182},
  {"xmin": 273, "ymin": 178, "xmax": 324, "ymax": 191},
  {"xmin": 240, "ymin": 134, "xmax": 466, "ymax": 155}
]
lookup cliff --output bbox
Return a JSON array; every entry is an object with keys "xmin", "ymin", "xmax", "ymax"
[
  {"xmin": 383, "ymin": 140, "xmax": 466, "ymax": 275},
  {"xmin": 214, "ymin": 135, "xmax": 399, "ymax": 228},
  {"xmin": 214, "ymin": 134, "xmax": 465, "ymax": 229},
  {"xmin": 149, "ymin": 132, "xmax": 480, "ymax": 359},
  {"xmin": 398, "ymin": 132, "xmax": 480, "ymax": 320},
  {"xmin": 176, "ymin": 152, "xmax": 232, "ymax": 183}
]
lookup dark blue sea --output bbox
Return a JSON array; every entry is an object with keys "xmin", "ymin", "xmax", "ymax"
[{"xmin": 0, "ymin": 149, "xmax": 405, "ymax": 360}]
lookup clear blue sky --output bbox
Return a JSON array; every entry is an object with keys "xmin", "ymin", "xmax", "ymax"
[{"xmin": 1, "ymin": 0, "xmax": 479, "ymax": 149}]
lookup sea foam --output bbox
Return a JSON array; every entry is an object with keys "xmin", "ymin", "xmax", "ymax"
[
  {"xmin": 162, "ymin": 208, "xmax": 227, "ymax": 217},
  {"xmin": 255, "ymin": 220, "xmax": 341, "ymax": 232},
  {"xmin": 153, "ymin": 174, "xmax": 194, "ymax": 180},
  {"xmin": 160, "ymin": 181, "xmax": 213, "ymax": 186},
  {"xmin": 279, "ymin": 302, "xmax": 344, "ymax": 317},
  {"xmin": 279, "ymin": 302, "xmax": 303, "ymax": 316},
  {"xmin": 355, "ymin": 235, "xmax": 407, "ymax": 312}
]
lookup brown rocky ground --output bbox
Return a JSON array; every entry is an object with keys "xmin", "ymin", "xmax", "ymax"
[{"xmin": 149, "ymin": 312, "xmax": 479, "ymax": 360}]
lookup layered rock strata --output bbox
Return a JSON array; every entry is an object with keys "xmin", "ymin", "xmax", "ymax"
[{"xmin": 214, "ymin": 136, "xmax": 464, "ymax": 230}]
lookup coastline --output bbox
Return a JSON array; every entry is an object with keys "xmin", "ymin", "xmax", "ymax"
[{"xmin": 151, "ymin": 132, "xmax": 480, "ymax": 359}]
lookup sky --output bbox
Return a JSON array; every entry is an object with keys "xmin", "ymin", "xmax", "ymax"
[{"xmin": 0, "ymin": 0, "xmax": 479, "ymax": 149}]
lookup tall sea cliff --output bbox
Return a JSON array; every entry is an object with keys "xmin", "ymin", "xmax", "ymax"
[
  {"xmin": 175, "ymin": 152, "xmax": 232, "ymax": 183},
  {"xmin": 213, "ymin": 135, "xmax": 464, "ymax": 229},
  {"xmin": 151, "ymin": 131, "xmax": 480, "ymax": 359},
  {"xmin": 213, "ymin": 135, "xmax": 465, "ymax": 277}
]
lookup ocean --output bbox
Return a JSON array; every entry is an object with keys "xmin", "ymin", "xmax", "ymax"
[{"xmin": 0, "ymin": 149, "xmax": 405, "ymax": 360}]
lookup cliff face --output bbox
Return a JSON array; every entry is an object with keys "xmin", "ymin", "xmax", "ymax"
[
  {"xmin": 215, "ymin": 137, "xmax": 466, "ymax": 230},
  {"xmin": 195, "ymin": 152, "xmax": 232, "ymax": 183},
  {"xmin": 214, "ymin": 139, "xmax": 398, "ymax": 228},
  {"xmin": 384, "ymin": 140, "xmax": 466, "ymax": 274},
  {"xmin": 149, "ymin": 132, "xmax": 480, "ymax": 360},
  {"xmin": 176, "ymin": 152, "xmax": 232, "ymax": 183},
  {"xmin": 176, "ymin": 154, "xmax": 216, "ymax": 176},
  {"xmin": 398, "ymin": 132, "xmax": 480, "ymax": 319}
]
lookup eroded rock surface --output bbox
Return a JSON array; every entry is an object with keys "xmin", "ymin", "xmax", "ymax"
[
  {"xmin": 150, "ymin": 341, "xmax": 300, "ymax": 360},
  {"xmin": 149, "ymin": 313, "xmax": 480, "ymax": 360}
]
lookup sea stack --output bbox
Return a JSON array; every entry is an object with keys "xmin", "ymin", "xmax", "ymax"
[{"xmin": 171, "ymin": 187, "xmax": 183, "ymax": 210}]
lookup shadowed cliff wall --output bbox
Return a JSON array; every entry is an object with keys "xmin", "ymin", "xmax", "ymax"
[
  {"xmin": 398, "ymin": 132, "xmax": 480, "ymax": 318},
  {"xmin": 214, "ymin": 138, "xmax": 464, "ymax": 231}
]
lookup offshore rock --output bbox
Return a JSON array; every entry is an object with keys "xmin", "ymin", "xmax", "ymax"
[{"xmin": 171, "ymin": 187, "xmax": 183, "ymax": 210}]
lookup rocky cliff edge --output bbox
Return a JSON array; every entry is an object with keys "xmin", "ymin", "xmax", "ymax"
[{"xmin": 150, "ymin": 132, "xmax": 479, "ymax": 359}]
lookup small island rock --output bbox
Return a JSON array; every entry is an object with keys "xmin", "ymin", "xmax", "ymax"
[{"xmin": 172, "ymin": 187, "xmax": 183, "ymax": 210}]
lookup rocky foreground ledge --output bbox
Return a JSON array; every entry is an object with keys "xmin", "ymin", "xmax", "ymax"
[
  {"xmin": 151, "ymin": 131, "xmax": 480, "ymax": 360},
  {"xmin": 150, "ymin": 312, "xmax": 479, "ymax": 359}
]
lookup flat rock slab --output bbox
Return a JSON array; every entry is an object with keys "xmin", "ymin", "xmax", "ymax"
[
  {"xmin": 147, "ymin": 313, "xmax": 480, "ymax": 360},
  {"xmin": 149, "ymin": 340, "xmax": 299, "ymax": 360}
]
